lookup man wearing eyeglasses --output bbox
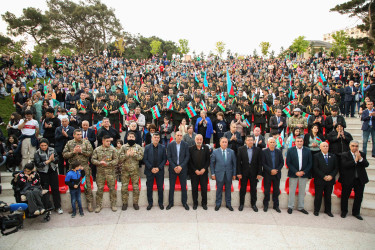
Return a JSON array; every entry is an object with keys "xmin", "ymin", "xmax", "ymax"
[{"xmin": 338, "ymin": 140, "xmax": 369, "ymax": 220}]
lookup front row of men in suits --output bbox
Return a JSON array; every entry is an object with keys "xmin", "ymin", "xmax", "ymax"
[{"xmin": 144, "ymin": 132, "xmax": 369, "ymax": 219}]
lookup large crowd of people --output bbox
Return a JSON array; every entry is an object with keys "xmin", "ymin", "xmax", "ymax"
[{"xmin": 1, "ymin": 51, "xmax": 375, "ymax": 220}]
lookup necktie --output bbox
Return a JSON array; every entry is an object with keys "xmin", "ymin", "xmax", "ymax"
[
  {"xmin": 84, "ymin": 130, "xmax": 87, "ymax": 138},
  {"xmin": 324, "ymin": 154, "xmax": 328, "ymax": 165},
  {"xmin": 277, "ymin": 117, "xmax": 280, "ymax": 124},
  {"xmin": 222, "ymin": 150, "xmax": 226, "ymax": 162}
]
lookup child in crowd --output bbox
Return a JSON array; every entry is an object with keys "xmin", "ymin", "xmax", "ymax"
[
  {"xmin": 65, "ymin": 161, "xmax": 85, "ymax": 218},
  {"xmin": 57, "ymin": 108, "xmax": 69, "ymax": 122}
]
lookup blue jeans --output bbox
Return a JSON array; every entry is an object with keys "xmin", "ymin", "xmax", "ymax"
[
  {"xmin": 70, "ymin": 189, "xmax": 83, "ymax": 214},
  {"xmin": 162, "ymin": 137, "xmax": 170, "ymax": 147},
  {"xmin": 363, "ymin": 127, "xmax": 375, "ymax": 156}
]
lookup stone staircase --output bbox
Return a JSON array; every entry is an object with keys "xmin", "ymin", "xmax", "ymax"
[{"xmin": 0, "ymin": 118, "xmax": 374, "ymax": 216}]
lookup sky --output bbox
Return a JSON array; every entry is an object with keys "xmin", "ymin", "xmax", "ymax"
[{"xmin": 0, "ymin": 0, "xmax": 361, "ymax": 55}]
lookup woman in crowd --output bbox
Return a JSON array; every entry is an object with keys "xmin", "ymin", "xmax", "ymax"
[
  {"xmin": 327, "ymin": 123, "xmax": 353, "ymax": 165},
  {"xmin": 183, "ymin": 125, "xmax": 196, "ymax": 147},
  {"xmin": 6, "ymin": 112, "xmax": 21, "ymax": 137},
  {"xmin": 303, "ymin": 124, "xmax": 325, "ymax": 156},
  {"xmin": 178, "ymin": 118, "xmax": 188, "ymax": 136}
]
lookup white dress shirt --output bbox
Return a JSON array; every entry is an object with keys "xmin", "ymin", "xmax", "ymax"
[{"xmin": 296, "ymin": 146, "xmax": 303, "ymax": 170}]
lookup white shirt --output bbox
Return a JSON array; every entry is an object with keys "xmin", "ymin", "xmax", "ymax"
[
  {"xmin": 255, "ymin": 136, "xmax": 259, "ymax": 147},
  {"xmin": 20, "ymin": 119, "xmax": 39, "ymax": 136},
  {"xmin": 296, "ymin": 146, "xmax": 303, "ymax": 170}
]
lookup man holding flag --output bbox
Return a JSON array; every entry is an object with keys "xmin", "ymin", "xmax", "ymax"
[{"xmin": 75, "ymin": 92, "xmax": 92, "ymax": 126}]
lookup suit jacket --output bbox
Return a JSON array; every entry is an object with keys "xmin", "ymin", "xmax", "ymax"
[
  {"xmin": 325, "ymin": 115, "xmax": 346, "ymax": 133},
  {"xmin": 167, "ymin": 140, "xmax": 190, "ymax": 173},
  {"xmin": 313, "ymin": 152, "xmax": 338, "ymax": 185},
  {"xmin": 210, "ymin": 148, "xmax": 236, "ymax": 182},
  {"xmin": 237, "ymin": 145, "xmax": 262, "ymax": 177},
  {"xmin": 344, "ymin": 86, "xmax": 357, "ymax": 102},
  {"xmin": 81, "ymin": 128, "xmax": 96, "ymax": 149},
  {"xmin": 269, "ymin": 116, "xmax": 287, "ymax": 134},
  {"xmin": 223, "ymin": 131, "xmax": 243, "ymax": 153},
  {"xmin": 254, "ymin": 135, "xmax": 266, "ymax": 149},
  {"xmin": 286, "ymin": 146, "xmax": 312, "ymax": 178},
  {"xmin": 188, "ymin": 144, "xmax": 210, "ymax": 175},
  {"xmin": 339, "ymin": 151, "xmax": 369, "ymax": 185},
  {"xmin": 143, "ymin": 143, "xmax": 167, "ymax": 175},
  {"xmin": 261, "ymin": 148, "xmax": 284, "ymax": 178},
  {"xmin": 54, "ymin": 125, "xmax": 74, "ymax": 153},
  {"xmin": 361, "ymin": 109, "xmax": 375, "ymax": 131}
]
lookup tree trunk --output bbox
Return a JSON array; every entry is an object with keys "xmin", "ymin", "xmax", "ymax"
[{"xmin": 368, "ymin": 0, "xmax": 375, "ymax": 44}]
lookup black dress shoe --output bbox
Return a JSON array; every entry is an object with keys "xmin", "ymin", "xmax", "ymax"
[
  {"xmin": 193, "ymin": 204, "xmax": 198, "ymax": 210},
  {"xmin": 215, "ymin": 205, "xmax": 220, "ymax": 211},
  {"xmin": 325, "ymin": 212, "xmax": 334, "ymax": 217},
  {"xmin": 273, "ymin": 207, "xmax": 281, "ymax": 213},
  {"xmin": 226, "ymin": 205, "xmax": 234, "ymax": 211},
  {"xmin": 183, "ymin": 204, "xmax": 190, "ymax": 210},
  {"xmin": 354, "ymin": 214, "xmax": 363, "ymax": 220},
  {"xmin": 166, "ymin": 204, "xmax": 173, "ymax": 210},
  {"xmin": 239, "ymin": 205, "xmax": 244, "ymax": 211},
  {"xmin": 202, "ymin": 205, "xmax": 208, "ymax": 210},
  {"xmin": 147, "ymin": 204, "xmax": 153, "ymax": 210},
  {"xmin": 298, "ymin": 209, "xmax": 309, "ymax": 215},
  {"xmin": 341, "ymin": 212, "xmax": 347, "ymax": 218},
  {"xmin": 287, "ymin": 208, "xmax": 293, "ymax": 214},
  {"xmin": 263, "ymin": 206, "xmax": 268, "ymax": 212},
  {"xmin": 159, "ymin": 204, "xmax": 164, "ymax": 210},
  {"xmin": 314, "ymin": 211, "xmax": 319, "ymax": 216},
  {"xmin": 252, "ymin": 205, "xmax": 258, "ymax": 212}
]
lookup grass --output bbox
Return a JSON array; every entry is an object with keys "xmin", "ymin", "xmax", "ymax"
[{"xmin": 0, "ymin": 79, "xmax": 36, "ymax": 137}]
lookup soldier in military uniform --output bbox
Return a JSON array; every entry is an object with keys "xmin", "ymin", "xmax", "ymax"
[
  {"xmin": 96, "ymin": 87, "xmax": 109, "ymax": 102},
  {"xmin": 269, "ymin": 98, "xmax": 284, "ymax": 117},
  {"xmin": 206, "ymin": 96, "xmax": 218, "ymax": 122},
  {"xmin": 75, "ymin": 92, "xmax": 92, "ymax": 125},
  {"xmin": 118, "ymin": 132, "xmax": 144, "ymax": 211},
  {"xmin": 115, "ymin": 87, "xmax": 126, "ymax": 105},
  {"xmin": 62, "ymin": 129, "xmax": 94, "ymax": 212},
  {"xmin": 279, "ymin": 90, "xmax": 290, "ymax": 106},
  {"xmin": 253, "ymin": 97, "xmax": 267, "ymax": 135},
  {"xmin": 92, "ymin": 95, "xmax": 106, "ymax": 124},
  {"xmin": 107, "ymin": 93, "xmax": 120, "ymax": 132},
  {"xmin": 140, "ymin": 93, "xmax": 154, "ymax": 124},
  {"xmin": 306, "ymin": 97, "xmax": 322, "ymax": 115},
  {"xmin": 172, "ymin": 95, "xmax": 186, "ymax": 128},
  {"xmin": 324, "ymin": 96, "xmax": 340, "ymax": 116},
  {"xmin": 289, "ymin": 97, "xmax": 305, "ymax": 113},
  {"xmin": 127, "ymin": 96, "xmax": 137, "ymax": 111},
  {"xmin": 91, "ymin": 135, "xmax": 119, "ymax": 213}
]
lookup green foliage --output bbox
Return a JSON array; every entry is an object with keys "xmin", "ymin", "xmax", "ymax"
[
  {"xmin": 178, "ymin": 39, "xmax": 190, "ymax": 55},
  {"xmin": 290, "ymin": 36, "xmax": 310, "ymax": 56},
  {"xmin": 252, "ymin": 49, "xmax": 259, "ymax": 58},
  {"xmin": 331, "ymin": 30, "xmax": 349, "ymax": 57},
  {"xmin": 259, "ymin": 41, "xmax": 271, "ymax": 57},
  {"xmin": 270, "ymin": 50, "xmax": 275, "ymax": 59},
  {"xmin": 215, "ymin": 41, "xmax": 225, "ymax": 58},
  {"xmin": 150, "ymin": 40, "xmax": 162, "ymax": 55}
]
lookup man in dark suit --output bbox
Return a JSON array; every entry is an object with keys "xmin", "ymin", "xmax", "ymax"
[
  {"xmin": 223, "ymin": 123, "xmax": 243, "ymax": 155},
  {"xmin": 344, "ymin": 80, "xmax": 357, "ymax": 117},
  {"xmin": 210, "ymin": 137, "xmax": 236, "ymax": 211},
  {"xmin": 325, "ymin": 107, "xmax": 346, "ymax": 134},
  {"xmin": 361, "ymin": 101, "xmax": 375, "ymax": 157},
  {"xmin": 188, "ymin": 134, "xmax": 210, "ymax": 210},
  {"xmin": 143, "ymin": 133, "xmax": 167, "ymax": 210},
  {"xmin": 339, "ymin": 140, "xmax": 369, "ymax": 220},
  {"xmin": 237, "ymin": 135, "xmax": 262, "ymax": 212},
  {"xmin": 313, "ymin": 142, "xmax": 338, "ymax": 217},
  {"xmin": 253, "ymin": 127, "xmax": 266, "ymax": 149},
  {"xmin": 269, "ymin": 109, "xmax": 287, "ymax": 135},
  {"xmin": 166, "ymin": 131, "xmax": 190, "ymax": 210},
  {"xmin": 286, "ymin": 136, "xmax": 312, "ymax": 215},
  {"xmin": 54, "ymin": 117, "xmax": 74, "ymax": 174},
  {"xmin": 261, "ymin": 137, "xmax": 284, "ymax": 213}
]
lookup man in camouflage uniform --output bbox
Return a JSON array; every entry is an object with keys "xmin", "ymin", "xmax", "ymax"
[
  {"xmin": 63, "ymin": 129, "xmax": 94, "ymax": 212},
  {"xmin": 118, "ymin": 131, "xmax": 144, "ymax": 211},
  {"xmin": 91, "ymin": 135, "xmax": 119, "ymax": 213}
]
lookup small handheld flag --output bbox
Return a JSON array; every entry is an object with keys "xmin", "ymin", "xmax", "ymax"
[
  {"xmin": 185, "ymin": 104, "xmax": 197, "ymax": 118},
  {"xmin": 203, "ymin": 71, "xmax": 208, "ymax": 89},
  {"xmin": 167, "ymin": 96, "xmax": 173, "ymax": 110},
  {"xmin": 79, "ymin": 99, "xmax": 86, "ymax": 110},
  {"xmin": 263, "ymin": 103, "xmax": 269, "ymax": 112},
  {"xmin": 199, "ymin": 100, "xmax": 207, "ymax": 111},
  {"xmin": 102, "ymin": 104, "xmax": 108, "ymax": 116},
  {"xmin": 217, "ymin": 100, "xmax": 226, "ymax": 111},
  {"xmin": 227, "ymin": 70, "xmax": 235, "ymax": 97},
  {"xmin": 123, "ymin": 71, "xmax": 128, "ymax": 95},
  {"xmin": 151, "ymin": 105, "xmax": 161, "ymax": 119},
  {"xmin": 119, "ymin": 103, "xmax": 129, "ymax": 115},
  {"xmin": 282, "ymin": 107, "xmax": 292, "ymax": 117}
]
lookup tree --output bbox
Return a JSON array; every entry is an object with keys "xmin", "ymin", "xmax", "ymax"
[
  {"xmin": 252, "ymin": 49, "xmax": 259, "ymax": 58},
  {"xmin": 150, "ymin": 40, "xmax": 162, "ymax": 55},
  {"xmin": 259, "ymin": 41, "xmax": 271, "ymax": 57},
  {"xmin": 270, "ymin": 50, "xmax": 275, "ymax": 59},
  {"xmin": 331, "ymin": 0, "xmax": 375, "ymax": 48},
  {"xmin": 290, "ymin": 36, "xmax": 310, "ymax": 57},
  {"xmin": 215, "ymin": 41, "xmax": 225, "ymax": 58},
  {"xmin": 331, "ymin": 30, "xmax": 349, "ymax": 57},
  {"xmin": 114, "ymin": 38, "xmax": 125, "ymax": 56},
  {"xmin": 178, "ymin": 39, "xmax": 190, "ymax": 55},
  {"xmin": 226, "ymin": 49, "xmax": 232, "ymax": 59},
  {"xmin": 2, "ymin": 7, "xmax": 54, "ymax": 47}
]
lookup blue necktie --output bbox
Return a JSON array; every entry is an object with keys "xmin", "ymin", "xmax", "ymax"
[
  {"xmin": 324, "ymin": 154, "xmax": 328, "ymax": 165},
  {"xmin": 222, "ymin": 150, "xmax": 226, "ymax": 162}
]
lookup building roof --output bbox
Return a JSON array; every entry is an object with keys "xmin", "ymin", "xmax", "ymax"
[{"xmin": 308, "ymin": 40, "xmax": 332, "ymax": 49}]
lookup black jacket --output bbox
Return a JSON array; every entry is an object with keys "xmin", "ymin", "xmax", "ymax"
[
  {"xmin": 313, "ymin": 152, "xmax": 338, "ymax": 185},
  {"xmin": 326, "ymin": 130, "xmax": 352, "ymax": 156},
  {"xmin": 339, "ymin": 151, "xmax": 369, "ymax": 185},
  {"xmin": 236, "ymin": 145, "xmax": 262, "ymax": 177},
  {"xmin": 325, "ymin": 115, "xmax": 346, "ymax": 133}
]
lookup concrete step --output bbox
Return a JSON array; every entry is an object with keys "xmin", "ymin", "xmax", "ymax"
[
  {"xmin": 346, "ymin": 128, "xmax": 364, "ymax": 134},
  {"xmin": 1, "ymin": 178, "xmax": 375, "ymax": 216}
]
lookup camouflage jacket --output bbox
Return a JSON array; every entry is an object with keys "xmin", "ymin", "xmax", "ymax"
[
  {"xmin": 118, "ymin": 144, "xmax": 144, "ymax": 167},
  {"xmin": 91, "ymin": 145, "xmax": 118, "ymax": 168},
  {"xmin": 62, "ymin": 139, "xmax": 93, "ymax": 166}
]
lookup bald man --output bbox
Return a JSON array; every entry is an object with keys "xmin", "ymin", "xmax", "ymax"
[{"xmin": 312, "ymin": 142, "xmax": 338, "ymax": 217}]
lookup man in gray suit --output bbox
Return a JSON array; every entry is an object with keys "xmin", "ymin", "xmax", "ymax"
[
  {"xmin": 210, "ymin": 137, "xmax": 236, "ymax": 211},
  {"xmin": 166, "ymin": 131, "xmax": 190, "ymax": 210}
]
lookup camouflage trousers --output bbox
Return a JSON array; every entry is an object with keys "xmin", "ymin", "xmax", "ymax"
[
  {"xmin": 82, "ymin": 165, "xmax": 93, "ymax": 203},
  {"xmin": 121, "ymin": 165, "xmax": 140, "ymax": 205},
  {"xmin": 96, "ymin": 167, "xmax": 117, "ymax": 207}
]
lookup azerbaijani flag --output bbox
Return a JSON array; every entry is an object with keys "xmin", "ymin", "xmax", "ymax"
[
  {"xmin": 119, "ymin": 103, "xmax": 129, "ymax": 115},
  {"xmin": 79, "ymin": 99, "xmax": 86, "ymax": 110},
  {"xmin": 282, "ymin": 106, "xmax": 291, "ymax": 117},
  {"xmin": 185, "ymin": 104, "xmax": 197, "ymax": 118},
  {"xmin": 134, "ymin": 90, "xmax": 140, "ymax": 103},
  {"xmin": 251, "ymin": 93, "xmax": 256, "ymax": 104},
  {"xmin": 361, "ymin": 70, "xmax": 365, "ymax": 101},
  {"xmin": 203, "ymin": 71, "xmax": 208, "ymax": 89},
  {"xmin": 320, "ymin": 72, "xmax": 327, "ymax": 83},
  {"xmin": 95, "ymin": 121, "xmax": 103, "ymax": 130},
  {"xmin": 194, "ymin": 72, "xmax": 199, "ymax": 83},
  {"xmin": 276, "ymin": 129, "xmax": 285, "ymax": 148},
  {"xmin": 302, "ymin": 112, "xmax": 311, "ymax": 122},
  {"xmin": 217, "ymin": 92, "xmax": 225, "ymax": 102},
  {"xmin": 102, "ymin": 103, "xmax": 108, "ymax": 116},
  {"xmin": 123, "ymin": 71, "xmax": 128, "ymax": 95},
  {"xmin": 200, "ymin": 100, "xmax": 207, "ymax": 111},
  {"xmin": 43, "ymin": 85, "xmax": 48, "ymax": 95},
  {"xmin": 263, "ymin": 102, "xmax": 269, "ymax": 112},
  {"xmin": 244, "ymin": 118, "xmax": 251, "ymax": 128},
  {"xmin": 315, "ymin": 137, "xmax": 322, "ymax": 143},
  {"xmin": 167, "ymin": 96, "xmax": 173, "ymax": 110},
  {"xmin": 289, "ymin": 133, "xmax": 295, "ymax": 148},
  {"xmin": 217, "ymin": 100, "xmax": 226, "ymax": 111},
  {"xmin": 227, "ymin": 70, "xmax": 235, "ymax": 97},
  {"xmin": 151, "ymin": 105, "xmax": 161, "ymax": 119},
  {"xmin": 48, "ymin": 78, "xmax": 52, "ymax": 84},
  {"xmin": 81, "ymin": 176, "xmax": 87, "ymax": 190}
]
